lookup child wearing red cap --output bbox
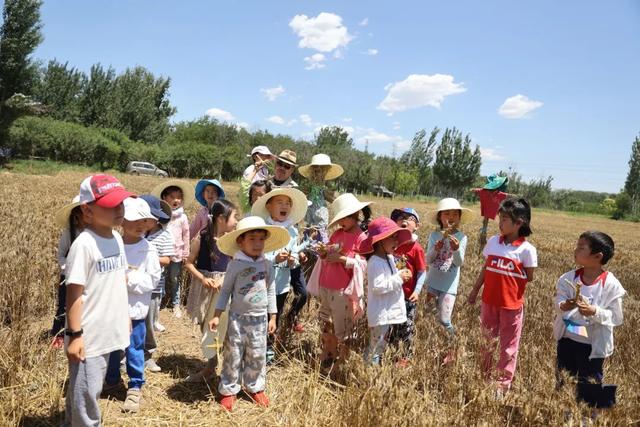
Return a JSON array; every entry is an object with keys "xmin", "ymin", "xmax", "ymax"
[{"xmin": 64, "ymin": 174, "xmax": 134, "ymax": 426}]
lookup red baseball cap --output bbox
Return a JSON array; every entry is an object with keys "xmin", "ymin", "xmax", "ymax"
[{"xmin": 79, "ymin": 174, "xmax": 135, "ymax": 208}]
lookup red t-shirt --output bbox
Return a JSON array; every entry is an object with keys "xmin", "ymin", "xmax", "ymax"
[
  {"xmin": 394, "ymin": 239, "xmax": 427, "ymax": 299},
  {"xmin": 319, "ymin": 228, "xmax": 365, "ymax": 290},
  {"xmin": 473, "ymin": 189, "xmax": 508, "ymax": 220},
  {"xmin": 482, "ymin": 235, "xmax": 538, "ymax": 309}
]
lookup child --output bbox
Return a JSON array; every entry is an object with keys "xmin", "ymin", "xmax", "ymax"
[
  {"xmin": 425, "ymin": 199, "xmax": 472, "ymax": 336},
  {"xmin": 152, "ymin": 180, "xmax": 194, "ymax": 318},
  {"xmin": 471, "ymin": 174, "xmax": 511, "ymax": 249},
  {"xmin": 252, "ymin": 188, "xmax": 308, "ymax": 358},
  {"xmin": 554, "ymin": 231, "xmax": 625, "ymax": 409},
  {"xmin": 313, "ymin": 193, "xmax": 370, "ymax": 367},
  {"xmin": 190, "ymin": 179, "xmax": 226, "ymax": 239},
  {"xmin": 51, "ymin": 195, "xmax": 84, "ymax": 349},
  {"xmin": 388, "ymin": 207, "xmax": 427, "ymax": 361},
  {"xmin": 358, "ymin": 217, "xmax": 412, "ymax": 365},
  {"xmin": 139, "ymin": 194, "xmax": 175, "ymax": 372},
  {"xmin": 239, "ymin": 146, "xmax": 274, "ymax": 213},
  {"xmin": 210, "ymin": 216, "xmax": 290, "ymax": 411},
  {"xmin": 184, "ymin": 199, "xmax": 238, "ymax": 382},
  {"xmin": 467, "ymin": 198, "xmax": 537, "ymax": 395},
  {"xmin": 63, "ymin": 174, "xmax": 134, "ymax": 426},
  {"xmin": 104, "ymin": 197, "xmax": 161, "ymax": 413},
  {"xmin": 298, "ymin": 153, "xmax": 344, "ymax": 243},
  {"xmin": 248, "ymin": 180, "xmax": 271, "ymax": 212}
]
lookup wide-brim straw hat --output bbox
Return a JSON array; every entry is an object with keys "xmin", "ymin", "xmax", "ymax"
[
  {"xmin": 357, "ymin": 217, "xmax": 413, "ymax": 255},
  {"xmin": 55, "ymin": 195, "xmax": 81, "ymax": 228},
  {"xmin": 195, "ymin": 179, "xmax": 226, "ymax": 207},
  {"xmin": 217, "ymin": 216, "xmax": 291, "ymax": 256},
  {"xmin": 151, "ymin": 179, "xmax": 195, "ymax": 208},
  {"xmin": 298, "ymin": 154, "xmax": 344, "ymax": 181},
  {"xmin": 251, "ymin": 187, "xmax": 308, "ymax": 225},
  {"xmin": 329, "ymin": 193, "xmax": 373, "ymax": 227},
  {"xmin": 427, "ymin": 198, "xmax": 474, "ymax": 226}
]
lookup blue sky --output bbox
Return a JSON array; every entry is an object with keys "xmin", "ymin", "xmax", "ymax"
[{"xmin": 27, "ymin": 0, "xmax": 640, "ymax": 192}]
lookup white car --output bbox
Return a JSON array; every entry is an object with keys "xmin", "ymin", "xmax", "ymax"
[{"xmin": 126, "ymin": 161, "xmax": 168, "ymax": 177}]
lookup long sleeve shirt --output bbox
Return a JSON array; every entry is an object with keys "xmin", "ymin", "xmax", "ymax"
[
  {"xmin": 166, "ymin": 208, "xmax": 190, "ymax": 262},
  {"xmin": 189, "ymin": 206, "xmax": 209, "ymax": 240},
  {"xmin": 426, "ymin": 230, "xmax": 468, "ymax": 295},
  {"xmin": 264, "ymin": 218, "xmax": 299, "ymax": 295},
  {"xmin": 124, "ymin": 239, "xmax": 162, "ymax": 320},
  {"xmin": 366, "ymin": 254, "xmax": 407, "ymax": 327}
]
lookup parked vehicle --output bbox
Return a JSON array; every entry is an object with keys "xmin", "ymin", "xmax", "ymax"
[
  {"xmin": 372, "ymin": 185, "xmax": 395, "ymax": 198},
  {"xmin": 126, "ymin": 161, "xmax": 168, "ymax": 177}
]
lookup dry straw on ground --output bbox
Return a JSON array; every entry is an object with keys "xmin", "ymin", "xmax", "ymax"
[{"xmin": 1, "ymin": 170, "xmax": 638, "ymax": 426}]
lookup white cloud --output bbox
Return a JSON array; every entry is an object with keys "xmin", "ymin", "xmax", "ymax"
[
  {"xmin": 205, "ymin": 107, "xmax": 235, "ymax": 122},
  {"xmin": 342, "ymin": 117, "xmax": 352, "ymax": 122},
  {"xmin": 498, "ymin": 94, "xmax": 543, "ymax": 119},
  {"xmin": 359, "ymin": 18, "xmax": 369, "ymax": 26},
  {"xmin": 236, "ymin": 122, "xmax": 249, "ymax": 130},
  {"xmin": 286, "ymin": 119, "xmax": 297, "ymax": 127},
  {"xmin": 260, "ymin": 85, "xmax": 286, "ymax": 101},
  {"xmin": 392, "ymin": 121, "xmax": 401, "ymax": 130},
  {"xmin": 353, "ymin": 127, "xmax": 410, "ymax": 155},
  {"xmin": 289, "ymin": 12, "xmax": 353, "ymax": 53},
  {"xmin": 304, "ymin": 53, "xmax": 326, "ymax": 70},
  {"xmin": 299, "ymin": 114, "xmax": 313, "ymax": 126},
  {"xmin": 377, "ymin": 74, "xmax": 466, "ymax": 114},
  {"xmin": 480, "ymin": 147, "xmax": 507, "ymax": 161},
  {"xmin": 333, "ymin": 49, "xmax": 344, "ymax": 59},
  {"xmin": 365, "ymin": 48, "xmax": 378, "ymax": 56},
  {"xmin": 266, "ymin": 115, "xmax": 285, "ymax": 125}
]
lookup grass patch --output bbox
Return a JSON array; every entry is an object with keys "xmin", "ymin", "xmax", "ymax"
[{"xmin": 3, "ymin": 159, "xmax": 115, "ymax": 176}]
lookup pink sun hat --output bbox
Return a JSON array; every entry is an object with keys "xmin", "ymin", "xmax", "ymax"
[{"xmin": 357, "ymin": 217, "xmax": 413, "ymax": 255}]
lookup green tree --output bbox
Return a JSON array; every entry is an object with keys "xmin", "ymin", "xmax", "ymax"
[
  {"xmin": 0, "ymin": 0, "xmax": 43, "ymax": 137},
  {"xmin": 79, "ymin": 64, "xmax": 116, "ymax": 128},
  {"xmin": 432, "ymin": 127, "xmax": 482, "ymax": 197},
  {"xmin": 623, "ymin": 134, "xmax": 640, "ymax": 215},
  {"xmin": 400, "ymin": 128, "xmax": 437, "ymax": 194},
  {"xmin": 33, "ymin": 60, "xmax": 86, "ymax": 122}
]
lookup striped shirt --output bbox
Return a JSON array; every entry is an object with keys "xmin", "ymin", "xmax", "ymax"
[{"xmin": 146, "ymin": 227, "xmax": 175, "ymax": 293}]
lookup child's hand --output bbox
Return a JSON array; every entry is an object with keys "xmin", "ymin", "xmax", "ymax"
[
  {"xmin": 66, "ymin": 336, "xmax": 85, "ymax": 363},
  {"xmin": 399, "ymin": 269, "xmax": 412, "ymax": 282},
  {"xmin": 448, "ymin": 236, "xmax": 460, "ymax": 251},
  {"xmin": 268, "ymin": 317, "xmax": 277, "ymax": 335},
  {"xmin": 326, "ymin": 252, "xmax": 345, "ymax": 264},
  {"xmin": 275, "ymin": 251, "xmax": 289, "ymax": 264},
  {"xmin": 202, "ymin": 277, "xmax": 220, "ymax": 290},
  {"xmin": 559, "ymin": 300, "xmax": 577, "ymax": 311},
  {"xmin": 576, "ymin": 300, "xmax": 597, "ymax": 317},
  {"xmin": 467, "ymin": 288, "xmax": 479, "ymax": 305},
  {"xmin": 209, "ymin": 316, "xmax": 220, "ymax": 331},
  {"xmin": 287, "ymin": 255, "xmax": 296, "ymax": 268},
  {"xmin": 435, "ymin": 240, "xmax": 445, "ymax": 251},
  {"xmin": 408, "ymin": 291, "xmax": 419, "ymax": 303}
]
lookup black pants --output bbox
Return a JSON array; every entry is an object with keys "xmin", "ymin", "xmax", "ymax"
[
  {"xmin": 50, "ymin": 276, "xmax": 66, "ymax": 337},
  {"xmin": 288, "ymin": 266, "xmax": 308, "ymax": 322}
]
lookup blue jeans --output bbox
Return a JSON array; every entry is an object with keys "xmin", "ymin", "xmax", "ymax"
[
  {"xmin": 165, "ymin": 261, "xmax": 183, "ymax": 307},
  {"xmin": 106, "ymin": 319, "xmax": 146, "ymax": 389}
]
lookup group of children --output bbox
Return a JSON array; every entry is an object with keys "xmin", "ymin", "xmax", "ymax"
[{"xmin": 54, "ymin": 150, "xmax": 626, "ymax": 425}]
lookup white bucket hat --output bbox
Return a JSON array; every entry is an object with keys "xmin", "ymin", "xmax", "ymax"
[
  {"xmin": 124, "ymin": 197, "xmax": 156, "ymax": 221},
  {"xmin": 248, "ymin": 145, "xmax": 273, "ymax": 158},
  {"xmin": 150, "ymin": 179, "xmax": 195, "ymax": 208},
  {"xmin": 428, "ymin": 198, "xmax": 474, "ymax": 226},
  {"xmin": 55, "ymin": 195, "xmax": 81, "ymax": 228},
  {"xmin": 251, "ymin": 187, "xmax": 308, "ymax": 225},
  {"xmin": 298, "ymin": 154, "xmax": 344, "ymax": 181},
  {"xmin": 217, "ymin": 216, "xmax": 291, "ymax": 256},
  {"xmin": 329, "ymin": 193, "xmax": 372, "ymax": 227}
]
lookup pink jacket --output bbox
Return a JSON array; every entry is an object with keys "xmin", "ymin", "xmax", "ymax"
[
  {"xmin": 189, "ymin": 206, "xmax": 209, "ymax": 240},
  {"xmin": 167, "ymin": 208, "xmax": 190, "ymax": 262},
  {"xmin": 308, "ymin": 255, "xmax": 365, "ymax": 321}
]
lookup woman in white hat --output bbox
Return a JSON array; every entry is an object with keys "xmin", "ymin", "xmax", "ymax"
[
  {"xmin": 425, "ymin": 198, "xmax": 473, "ymax": 345},
  {"xmin": 298, "ymin": 153, "xmax": 344, "ymax": 243}
]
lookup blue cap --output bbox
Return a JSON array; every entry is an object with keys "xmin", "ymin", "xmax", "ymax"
[
  {"xmin": 139, "ymin": 194, "xmax": 171, "ymax": 221},
  {"xmin": 195, "ymin": 179, "xmax": 226, "ymax": 207},
  {"xmin": 390, "ymin": 207, "xmax": 420, "ymax": 223}
]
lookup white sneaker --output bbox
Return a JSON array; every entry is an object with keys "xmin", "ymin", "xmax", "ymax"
[
  {"xmin": 154, "ymin": 321, "xmax": 166, "ymax": 332},
  {"xmin": 173, "ymin": 306, "xmax": 182, "ymax": 319},
  {"xmin": 145, "ymin": 359, "xmax": 162, "ymax": 373}
]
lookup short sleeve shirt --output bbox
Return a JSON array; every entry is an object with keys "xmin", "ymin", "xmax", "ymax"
[
  {"xmin": 319, "ymin": 229, "xmax": 365, "ymax": 290},
  {"xmin": 394, "ymin": 240, "xmax": 427, "ymax": 298}
]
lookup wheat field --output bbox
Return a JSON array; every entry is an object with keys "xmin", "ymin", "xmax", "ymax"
[{"xmin": 0, "ymin": 170, "xmax": 638, "ymax": 426}]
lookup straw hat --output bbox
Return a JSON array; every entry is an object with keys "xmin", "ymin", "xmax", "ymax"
[
  {"xmin": 329, "ymin": 193, "xmax": 372, "ymax": 227},
  {"xmin": 217, "ymin": 216, "xmax": 291, "ymax": 256},
  {"xmin": 195, "ymin": 179, "xmax": 226, "ymax": 207},
  {"xmin": 251, "ymin": 187, "xmax": 308, "ymax": 225},
  {"xmin": 276, "ymin": 149, "xmax": 298, "ymax": 167},
  {"xmin": 55, "ymin": 195, "xmax": 81, "ymax": 228},
  {"xmin": 427, "ymin": 198, "xmax": 474, "ymax": 226},
  {"xmin": 150, "ymin": 179, "xmax": 195, "ymax": 208},
  {"xmin": 298, "ymin": 154, "xmax": 344, "ymax": 181},
  {"xmin": 357, "ymin": 217, "xmax": 413, "ymax": 255}
]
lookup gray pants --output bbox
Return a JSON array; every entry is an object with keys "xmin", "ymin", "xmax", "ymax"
[
  {"xmin": 64, "ymin": 354, "xmax": 109, "ymax": 427},
  {"xmin": 218, "ymin": 313, "xmax": 267, "ymax": 396},
  {"xmin": 145, "ymin": 292, "xmax": 161, "ymax": 358}
]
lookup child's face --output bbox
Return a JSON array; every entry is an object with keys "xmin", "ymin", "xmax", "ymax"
[
  {"xmin": 337, "ymin": 215, "xmax": 358, "ymax": 232},
  {"xmin": 574, "ymin": 237, "xmax": 602, "ymax": 267},
  {"xmin": 122, "ymin": 219, "xmax": 149, "ymax": 239},
  {"xmin": 82, "ymin": 203, "xmax": 124, "ymax": 229},
  {"xmin": 266, "ymin": 195, "xmax": 292, "ymax": 222},
  {"xmin": 203, "ymin": 185, "xmax": 219, "ymax": 206},
  {"xmin": 218, "ymin": 209, "xmax": 238, "ymax": 234},
  {"xmin": 146, "ymin": 218, "xmax": 159, "ymax": 232},
  {"xmin": 439, "ymin": 210, "xmax": 460, "ymax": 229},
  {"xmin": 163, "ymin": 190, "xmax": 184, "ymax": 210},
  {"xmin": 380, "ymin": 233, "xmax": 398, "ymax": 254},
  {"xmin": 237, "ymin": 230, "xmax": 267, "ymax": 258},
  {"xmin": 395, "ymin": 214, "xmax": 419, "ymax": 233},
  {"xmin": 250, "ymin": 186, "xmax": 267, "ymax": 205},
  {"xmin": 498, "ymin": 212, "xmax": 520, "ymax": 237}
]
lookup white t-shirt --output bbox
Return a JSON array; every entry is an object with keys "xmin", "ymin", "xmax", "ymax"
[
  {"xmin": 124, "ymin": 239, "xmax": 161, "ymax": 320},
  {"xmin": 243, "ymin": 164, "xmax": 270, "ymax": 183},
  {"xmin": 64, "ymin": 229, "xmax": 130, "ymax": 358}
]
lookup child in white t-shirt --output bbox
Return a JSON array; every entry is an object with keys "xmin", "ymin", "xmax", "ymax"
[{"xmin": 64, "ymin": 174, "xmax": 134, "ymax": 427}]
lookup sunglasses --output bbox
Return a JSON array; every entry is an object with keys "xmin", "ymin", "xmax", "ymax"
[{"xmin": 276, "ymin": 160, "xmax": 293, "ymax": 170}]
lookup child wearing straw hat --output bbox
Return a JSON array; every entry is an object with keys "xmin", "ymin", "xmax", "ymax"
[
  {"xmin": 190, "ymin": 179, "xmax": 226, "ymax": 239},
  {"xmin": 358, "ymin": 217, "xmax": 413, "ymax": 366},
  {"xmin": 209, "ymin": 216, "xmax": 290, "ymax": 411},
  {"xmin": 151, "ymin": 180, "xmax": 195, "ymax": 319},
  {"xmin": 299, "ymin": 153, "xmax": 343, "ymax": 243},
  {"xmin": 426, "ymin": 198, "xmax": 472, "ymax": 338},
  {"xmin": 50, "ymin": 195, "xmax": 85, "ymax": 349}
]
